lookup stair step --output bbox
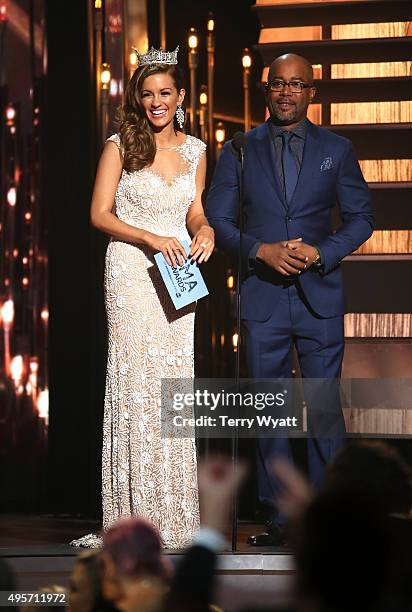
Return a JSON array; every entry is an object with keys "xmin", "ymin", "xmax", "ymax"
[
  {"xmin": 256, "ymin": 37, "xmax": 412, "ymax": 65},
  {"xmin": 368, "ymin": 182, "xmax": 412, "ymax": 189},
  {"xmin": 323, "ymin": 123, "xmax": 412, "ymax": 158},
  {"xmin": 313, "ymin": 77, "xmax": 412, "ymax": 103},
  {"xmin": 342, "ymin": 258, "xmax": 412, "ymax": 312},
  {"xmin": 253, "ymin": 0, "xmax": 412, "ymax": 28},
  {"xmin": 369, "ymin": 186, "xmax": 412, "ymax": 230}
]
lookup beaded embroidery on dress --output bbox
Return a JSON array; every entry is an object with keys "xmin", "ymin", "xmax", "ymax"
[{"xmin": 70, "ymin": 134, "xmax": 206, "ymax": 549}]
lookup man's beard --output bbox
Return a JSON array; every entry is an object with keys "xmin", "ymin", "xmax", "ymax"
[{"xmin": 269, "ymin": 101, "xmax": 298, "ymax": 125}]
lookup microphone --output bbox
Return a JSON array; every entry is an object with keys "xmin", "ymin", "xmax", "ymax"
[
  {"xmin": 231, "ymin": 131, "xmax": 246, "ymax": 158},
  {"xmin": 229, "ymin": 129, "xmax": 246, "ymax": 553}
]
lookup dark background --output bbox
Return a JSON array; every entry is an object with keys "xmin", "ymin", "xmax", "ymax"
[{"xmin": 148, "ymin": 0, "xmax": 264, "ymax": 124}]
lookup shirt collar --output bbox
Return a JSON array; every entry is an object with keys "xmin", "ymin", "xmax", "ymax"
[{"xmin": 269, "ymin": 117, "xmax": 308, "ymax": 139}]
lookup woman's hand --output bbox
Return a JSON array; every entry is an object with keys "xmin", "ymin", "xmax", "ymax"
[
  {"xmin": 189, "ymin": 225, "xmax": 215, "ymax": 264},
  {"xmin": 146, "ymin": 233, "xmax": 187, "ymax": 267}
]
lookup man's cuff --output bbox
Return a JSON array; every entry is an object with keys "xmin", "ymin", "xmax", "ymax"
[
  {"xmin": 192, "ymin": 526, "xmax": 227, "ymax": 553},
  {"xmin": 248, "ymin": 242, "xmax": 261, "ymax": 270},
  {"xmin": 313, "ymin": 246, "xmax": 324, "ymax": 270}
]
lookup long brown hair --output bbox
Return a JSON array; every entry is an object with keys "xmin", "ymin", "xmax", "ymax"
[{"xmin": 116, "ymin": 64, "xmax": 185, "ymax": 173}]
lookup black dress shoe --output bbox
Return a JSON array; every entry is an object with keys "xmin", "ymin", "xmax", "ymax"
[{"xmin": 247, "ymin": 521, "xmax": 287, "ymax": 547}]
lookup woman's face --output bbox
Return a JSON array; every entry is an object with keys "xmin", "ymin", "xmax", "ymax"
[
  {"xmin": 100, "ymin": 553, "xmax": 124, "ymax": 606},
  {"xmin": 69, "ymin": 563, "xmax": 95, "ymax": 612},
  {"xmin": 140, "ymin": 72, "xmax": 184, "ymax": 131}
]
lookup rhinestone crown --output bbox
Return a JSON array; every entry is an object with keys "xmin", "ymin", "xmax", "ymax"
[{"xmin": 135, "ymin": 46, "xmax": 179, "ymax": 66}]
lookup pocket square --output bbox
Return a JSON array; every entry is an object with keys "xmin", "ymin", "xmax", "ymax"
[{"xmin": 320, "ymin": 157, "xmax": 333, "ymax": 171}]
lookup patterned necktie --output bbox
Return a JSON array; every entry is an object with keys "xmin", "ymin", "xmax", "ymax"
[{"xmin": 281, "ymin": 131, "xmax": 298, "ymax": 206}]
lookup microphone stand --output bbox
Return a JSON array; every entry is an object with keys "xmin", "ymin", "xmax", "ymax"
[{"xmin": 231, "ymin": 138, "xmax": 245, "ymax": 552}]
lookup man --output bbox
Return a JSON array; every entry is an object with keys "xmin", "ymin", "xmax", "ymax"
[{"xmin": 206, "ymin": 53, "xmax": 374, "ymax": 545}]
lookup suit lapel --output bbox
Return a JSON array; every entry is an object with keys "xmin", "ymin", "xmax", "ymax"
[
  {"xmin": 249, "ymin": 122, "xmax": 287, "ymax": 211},
  {"xmin": 289, "ymin": 120, "xmax": 323, "ymax": 213}
]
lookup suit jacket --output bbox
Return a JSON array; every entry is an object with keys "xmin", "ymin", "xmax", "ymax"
[{"xmin": 206, "ymin": 119, "xmax": 374, "ymax": 321}]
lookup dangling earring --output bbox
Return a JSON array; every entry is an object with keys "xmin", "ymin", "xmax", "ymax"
[{"xmin": 175, "ymin": 105, "xmax": 185, "ymax": 129}]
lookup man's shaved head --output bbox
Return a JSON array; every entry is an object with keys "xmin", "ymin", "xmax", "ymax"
[{"xmin": 268, "ymin": 53, "xmax": 314, "ymax": 84}]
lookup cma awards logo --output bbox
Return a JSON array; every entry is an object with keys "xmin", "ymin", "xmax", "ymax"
[{"xmin": 173, "ymin": 262, "xmax": 198, "ymax": 298}]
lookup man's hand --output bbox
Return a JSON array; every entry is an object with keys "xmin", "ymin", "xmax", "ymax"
[
  {"xmin": 256, "ymin": 238, "xmax": 308, "ymax": 276},
  {"xmin": 286, "ymin": 240, "xmax": 319, "ymax": 269}
]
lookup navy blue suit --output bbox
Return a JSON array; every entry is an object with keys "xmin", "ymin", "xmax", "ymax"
[{"xmin": 206, "ymin": 119, "xmax": 374, "ymax": 517}]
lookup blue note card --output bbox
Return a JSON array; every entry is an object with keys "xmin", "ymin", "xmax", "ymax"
[{"xmin": 154, "ymin": 240, "xmax": 209, "ymax": 310}]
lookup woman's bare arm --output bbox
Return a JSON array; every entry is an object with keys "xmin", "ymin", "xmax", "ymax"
[
  {"xmin": 186, "ymin": 152, "xmax": 209, "ymax": 235},
  {"xmin": 90, "ymin": 142, "xmax": 154, "ymax": 245},
  {"xmin": 186, "ymin": 152, "xmax": 214, "ymax": 262},
  {"xmin": 91, "ymin": 141, "xmax": 187, "ymax": 265}
]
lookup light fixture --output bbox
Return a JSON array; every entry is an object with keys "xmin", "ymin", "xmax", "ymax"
[
  {"xmin": 100, "ymin": 63, "xmax": 111, "ymax": 89},
  {"xmin": 10, "ymin": 355, "xmax": 24, "ymax": 386},
  {"xmin": 0, "ymin": 2, "xmax": 8, "ymax": 22},
  {"xmin": 242, "ymin": 49, "xmax": 252, "ymax": 132},
  {"xmin": 188, "ymin": 27, "xmax": 198, "ymax": 50},
  {"xmin": 199, "ymin": 86, "xmax": 208, "ymax": 106},
  {"xmin": 207, "ymin": 13, "xmax": 215, "ymax": 157},
  {"xmin": 37, "ymin": 388, "xmax": 49, "ymax": 424},
  {"xmin": 5, "ymin": 105, "xmax": 15, "ymax": 123},
  {"xmin": 227, "ymin": 275, "xmax": 234, "ymax": 290},
  {"xmin": 188, "ymin": 28, "xmax": 199, "ymax": 136},
  {"xmin": 1, "ymin": 299, "xmax": 14, "ymax": 327},
  {"xmin": 215, "ymin": 122, "xmax": 226, "ymax": 144},
  {"xmin": 29, "ymin": 358, "xmax": 39, "ymax": 398},
  {"xmin": 7, "ymin": 186, "xmax": 16, "ymax": 206},
  {"xmin": 129, "ymin": 49, "xmax": 138, "ymax": 67},
  {"xmin": 109, "ymin": 79, "xmax": 118, "ymax": 96},
  {"xmin": 242, "ymin": 48, "xmax": 252, "ymax": 69},
  {"xmin": 30, "ymin": 358, "xmax": 39, "ymax": 373}
]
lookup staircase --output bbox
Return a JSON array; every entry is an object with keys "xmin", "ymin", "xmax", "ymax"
[{"xmin": 253, "ymin": 0, "xmax": 412, "ymax": 434}]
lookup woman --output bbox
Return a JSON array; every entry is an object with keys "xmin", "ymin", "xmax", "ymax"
[
  {"xmin": 71, "ymin": 47, "xmax": 214, "ymax": 549},
  {"xmin": 69, "ymin": 550, "xmax": 118, "ymax": 612}
]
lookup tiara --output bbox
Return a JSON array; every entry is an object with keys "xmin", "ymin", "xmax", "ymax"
[{"xmin": 134, "ymin": 46, "xmax": 179, "ymax": 66}]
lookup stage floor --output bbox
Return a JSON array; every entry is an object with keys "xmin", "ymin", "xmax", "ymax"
[
  {"xmin": 0, "ymin": 514, "xmax": 290, "ymax": 555},
  {"xmin": 0, "ymin": 515, "xmax": 295, "ymax": 610}
]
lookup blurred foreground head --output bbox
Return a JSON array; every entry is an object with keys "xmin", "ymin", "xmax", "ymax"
[
  {"xmin": 69, "ymin": 549, "xmax": 117, "ymax": 612},
  {"xmin": 324, "ymin": 440, "xmax": 412, "ymax": 516},
  {"xmin": 296, "ymin": 489, "xmax": 393, "ymax": 612},
  {"xmin": 101, "ymin": 517, "xmax": 170, "ymax": 611},
  {"xmin": 297, "ymin": 441, "xmax": 412, "ymax": 612}
]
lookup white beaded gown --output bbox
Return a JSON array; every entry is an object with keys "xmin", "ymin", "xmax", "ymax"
[{"xmin": 71, "ymin": 133, "xmax": 206, "ymax": 549}]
